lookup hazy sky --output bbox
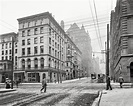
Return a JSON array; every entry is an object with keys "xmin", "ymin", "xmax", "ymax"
[{"xmin": 0, "ymin": 0, "xmax": 117, "ymax": 73}]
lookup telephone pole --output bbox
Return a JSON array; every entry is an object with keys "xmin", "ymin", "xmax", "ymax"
[{"xmin": 106, "ymin": 24, "xmax": 109, "ymax": 77}]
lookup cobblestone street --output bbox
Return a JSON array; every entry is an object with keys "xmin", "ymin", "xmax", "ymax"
[{"xmin": 0, "ymin": 78, "xmax": 105, "ymax": 106}]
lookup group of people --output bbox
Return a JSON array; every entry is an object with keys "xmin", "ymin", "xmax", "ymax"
[
  {"xmin": 5, "ymin": 78, "xmax": 20, "ymax": 89},
  {"xmin": 106, "ymin": 76, "xmax": 124, "ymax": 90},
  {"xmin": 4, "ymin": 77, "xmax": 48, "ymax": 93}
]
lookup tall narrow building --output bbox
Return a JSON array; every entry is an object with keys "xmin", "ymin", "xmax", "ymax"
[
  {"xmin": 67, "ymin": 23, "xmax": 93, "ymax": 76},
  {"xmin": 0, "ymin": 32, "xmax": 18, "ymax": 82},
  {"xmin": 110, "ymin": 0, "xmax": 133, "ymax": 82}
]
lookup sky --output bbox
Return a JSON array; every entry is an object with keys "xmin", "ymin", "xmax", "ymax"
[{"xmin": 0, "ymin": 0, "xmax": 117, "ymax": 73}]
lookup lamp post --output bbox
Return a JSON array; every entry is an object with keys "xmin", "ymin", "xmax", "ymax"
[
  {"xmin": 11, "ymin": 36, "xmax": 14, "ymax": 89},
  {"xmin": 57, "ymin": 50, "xmax": 62, "ymax": 83}
]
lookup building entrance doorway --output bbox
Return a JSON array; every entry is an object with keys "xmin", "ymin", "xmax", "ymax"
[{"xmin": 130, "ymin": 62, "xmax": 133, "ymax": 82}]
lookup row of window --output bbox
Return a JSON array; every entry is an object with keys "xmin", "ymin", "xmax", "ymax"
[
  {"xmin": 21, "ymin": 26, "xmax": 64, "ymax": 46},
  {"xmin": 21, "ymin": 57, "xmax": 64, "ymax": 70},
  {"xmin": 1, "ymin": 56, "xmax": 17, "ymax": 61},
  {"xmin": 20, "ymin": 18, "xmax": 65, "ymax": 40},
  {"xmin": 22, "ymin": 36, "xmax": 43, "ymax": 46},
  {"xmin": 49, "ymin": 38, "xmax": 64, "ymax": 51},
  {"xmin": 22, "ymin": 27, "xmax": 45, "ymax": 37},
  {"xmin": 1, "ymin": 49, "xmax": 17, "ymax": 55},
  {"xmin": 22, "ymin": 46, "xmax": 44, "ymax": 55},
  {"xmin": 21, "ymin": 45, "xmax": 64, "ymax": 60},
  {"xmin": 49, "ymin": 46, "xmax": 64, "ymax": 60},
  {"xmin": 1, "ymin": 42, "xmax": 17, "ymax": 49},
  {"xmin": 22, "ymin": 58, "xmax": 44, "ymax": 69},
  {"xmin": 20, "ymin": 18, "xmax": 49, "ymax": 29}
]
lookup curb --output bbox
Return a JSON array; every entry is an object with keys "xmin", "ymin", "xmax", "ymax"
[
  {"xmin": 92, "ymin": 90, "xmax": 102, "ymax": 106},
  {"xmin": 0, "ymin": 89, "xmax": 16, "ymax": 93}
]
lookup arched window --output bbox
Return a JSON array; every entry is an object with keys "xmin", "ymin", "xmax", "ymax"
[
  {"xmin": 52, "ymin": 59, "xmax": 54, "ymax": 68},
  {"xmin": 49, "ymin": 58, "xmax": 51, "ymax": 67},
  {"xmin": 40, "ymin": 57, "xmax": 44, "ymax": 68},
  {"xmin": 34, "ymin": 58, "xmax": 38, "ymax": 69},
  {"xmin": 55, "ymin": 60, "xmax": 56, "ymax": 69},
  {"xmin": 22, "ymin": 59, "xmax": 25, "ymax": 69},
  {"xmin": 27, "ymin": 58, "xmax": 31, "ymax": 69}
]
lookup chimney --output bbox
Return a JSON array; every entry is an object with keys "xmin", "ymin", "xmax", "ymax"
[{"xmin": 60, "ymin": 20, "xmax": 64, "ymax": 30}]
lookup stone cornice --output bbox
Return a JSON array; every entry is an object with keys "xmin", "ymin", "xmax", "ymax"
[{"xmin": 17, "ymin": 12, "xmax": 49, "ymax": 23}]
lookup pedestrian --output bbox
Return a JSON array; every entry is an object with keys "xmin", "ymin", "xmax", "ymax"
[
  {"xmin": 40, "ymin": 77, "xmax": 47, "ymax": 93},
  {"xmin": 106, "ymin": 76, "xmax": 112, "ymax": 90},
  {"xmin": 119, "ymin": 76, "xmax": 124, "ymax": 88},
  {"xmin": 5, "ymin": 78, "xmax": 11, "ymax": 89},
  {"xmin": 15, "ymin": 78, "xmax": 19, "ymax": 88}
]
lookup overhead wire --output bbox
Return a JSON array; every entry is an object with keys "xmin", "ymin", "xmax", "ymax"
[
  {"xmin": 63, "ymin": 15, "xmax": 109, "ymax": 26},
  {"xmin": 0, "ymin": 13, "xmax": 109, "ymax": 43},
  {"xmin": 88, "ymin": 0, "xmax": 102, "ymax": 50},
  {"xmin": 92, "ymin": 0, "xmax": 103, "ymax": 49},
  {"xmin": 0, "ymin": 22, "xmax": 17, "ymax": 33},
  {"xmin": 0, "ymin": 19, "xmax": 18, "ymax": 30}
]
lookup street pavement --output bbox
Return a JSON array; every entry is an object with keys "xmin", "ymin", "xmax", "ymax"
[
  {"xmin": 1, "ymin": 78, "xmax": 133, "ymax": 106},
  {"xmin": 99, "ymin": 83, "xmax": 133, "ymax": 106},
  {"xmin": 0, "ymin": 77, "xmax": 101, "ymax": 106}
]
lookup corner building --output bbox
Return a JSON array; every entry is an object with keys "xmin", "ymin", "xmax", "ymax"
[
  {"xmin": 110, "ymin": 0, "xmax": 133, "ymax": 82},
  {"xmin": 17, "ymin": 12, "xmax": 67, "ymax": 82}
]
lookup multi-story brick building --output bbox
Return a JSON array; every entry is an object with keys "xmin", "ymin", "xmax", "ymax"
[
  {"xmin": 110, "ymin": 0, "xmax": 133, "ymax": 82},
  {"xmin": 0, "ymin": 32, "xmax": 18, "ymax": 82},
  {"xmin": 0, "ymin": 12, "xmax": 82, "ymax": 83},
  {"xmin": 11, "ymin": 12, "xmax": 81, "ymax": 83}
]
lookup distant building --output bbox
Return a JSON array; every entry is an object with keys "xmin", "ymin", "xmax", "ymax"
[
  {"xmin": 110, "ymin": 0, "xmax": 133, "ymax": 82},
  {"xmin": 0, "ymin": 32, "xmax": 18, "ymax": 82},
  {"xmin": 92, "ymin": 57, "xmax": 101, "ymax": 74},
  {"xmin": 66, "ymin": 23, "xmax": 93, "ymax": 76},
  {"xmin": 65, "ymin": 34, "xmax": 82, "ymax": 79}
]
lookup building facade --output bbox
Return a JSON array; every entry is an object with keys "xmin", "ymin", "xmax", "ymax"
[
  {"xmin": 92, "ymin": 57, "xmax": 101, "ymax": 75},
  {"xmin": 0, "ymin": 32, "xmax": 18, "ymax": 82},
  {"xmin": 0, "ymin": 12, "xmax": 82, "ymax": 83},
  {"xmin": 110, "ymin": 0, "xmax": 133, "ymax": 82},
  {"xmin": 66, "ymin": 23, "xmax": 93, "ymax": 76},
  {"xmin": 65, "ymin": 35, "xmax": 82, "ymax": 80}
]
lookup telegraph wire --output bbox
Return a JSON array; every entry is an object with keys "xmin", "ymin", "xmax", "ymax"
[
  {"xmin": 0, "ymin": 19, "xmax": 109, "ymax": 35},
  {"xmin": 0, "ymin": 22, "xmax": 17, "ymax": 33},
  {"xmin": 92, "ymin": 0, "xmax": 103, "ymax": 49},
  {"xmin": 88, "ymin": 0, "xmax": 102, "ymax": 50},
  {"xmin": 63, "ymin": 15, "xmax": 109, "ymax": 26},
  {"xmin": 62, "ymin": 9, "xmax": 110, "ymax": 24},
  {"xmin": 0, "ymin": 19, "xmax": 18, "ymax": 30}
]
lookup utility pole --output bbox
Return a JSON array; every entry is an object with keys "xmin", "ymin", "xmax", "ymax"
[
  {"xmin": 11, "ymin": 36, "xmax": 14, "ymax": 89},
  {"xmin": 106, "ymin": 24, "xmax": 109, "ymax": 77}
]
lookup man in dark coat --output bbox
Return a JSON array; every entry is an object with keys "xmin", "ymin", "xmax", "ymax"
[
  {"xmin": 106, "ymin": 76, "xmax": 112, "ymax": 90},
  {"xmin": 40, "ymin": 78, "xmax": 47, "ymax": 93}
]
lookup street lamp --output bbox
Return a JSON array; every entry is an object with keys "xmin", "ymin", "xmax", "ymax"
[
  {"xmin": 57, "ymin": 50, "xmax": 62, "ymax": 83},
  {"xmin": 11, "ymin": 36, "xmax": 14, "ymax": 89}
]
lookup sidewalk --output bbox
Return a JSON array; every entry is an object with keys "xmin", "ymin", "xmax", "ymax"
[
  {"xmin": 99, "ymin": 85, "xmax": 133, "ymax": 106},
  {"xmin": 0, "ymin": 89, "xmax": 16, "ymax": 93}
]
